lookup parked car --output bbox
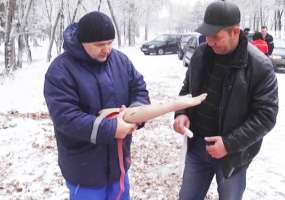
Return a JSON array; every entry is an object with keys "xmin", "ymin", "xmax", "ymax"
[
  {"xmin": 178, "ymin": 34, "xmax": 192, "ymax": 60},
  {"xmin": 182, "ymin": 32, "xmax": 206, "ymax": 67},
  {"xmin": 140, "ymin": 34, "xmax": 181, "ymax": 55},
  {"xmin": 270, "ymin": 39, "xmax": 285, "ymax": 71}
]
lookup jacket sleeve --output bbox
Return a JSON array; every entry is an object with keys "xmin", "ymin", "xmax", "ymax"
[
  {"xmin": 44, "ymin": 64, "xmax": 117, "ymax": 145},
  {"xmin": 174, "ymin": 65, "xmax": 191, "ymax": 118},
  {"xmin": 267, "ymin": 35, "xmax": 274, "ymax": 55},
  {"xmin": 223, "ymin": 61, "xmax": 278, "ymax": 154},
  {"xmin": 127, "ymin": 59, "xmax": 150, "ymax": 107}
]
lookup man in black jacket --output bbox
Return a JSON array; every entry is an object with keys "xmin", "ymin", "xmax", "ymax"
[
  {"xmin": 261, "ymin": 25, "xmax": 274, "ymax": 55},
  {"xmin": 173, "ymin": 1, "xmax": 278, "ymax": 200}
]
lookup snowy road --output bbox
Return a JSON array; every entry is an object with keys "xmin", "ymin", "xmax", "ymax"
[{"xmin": 0, "ymin": 46, "xmax": 285, "ymax": 199}]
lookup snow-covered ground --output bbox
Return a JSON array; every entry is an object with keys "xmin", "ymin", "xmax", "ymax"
[{"xmin": 0, "ymin": 43, "xmax": 285, "ymax": 200}]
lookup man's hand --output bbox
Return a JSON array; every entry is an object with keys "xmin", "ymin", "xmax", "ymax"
[
  {"xmin": 173, "ymin": 114, "xmax": 190, "ymax": 135},
  {"xmin": 115, "ymin": 106, "xmax": 137, "ymax": 139},
  {"xmin": 205, "ymin": 136, "xmax": 228, "ymax": 159}
]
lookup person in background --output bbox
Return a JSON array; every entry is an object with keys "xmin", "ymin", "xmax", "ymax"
[
  {"xmin": 261, "ymin": 25, "xmax": 274, "ymax": 55},
  {"xmin": 243, "ymin": 27, "xmax": 250, "ymax": 37},
  {"xmin": 44, "ymin": 11, "xmax": 150, "ymax": 200},
  {"xmin": 173, "ymin": 1, "xmax": 278, "ymax": 200},
  {"xmin": 252, "ymin": 31, "xmax": 269, "ymax": 55}
]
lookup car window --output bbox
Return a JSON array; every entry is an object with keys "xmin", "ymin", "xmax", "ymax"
[
  {"xmin": 189, "ymin": 37, "xmax": 197, "ymax": 48},
  {"xmin": 168, "ymin": 39, "xmax": 177, "ymax": 45},
  {"xmin": 181, "ymin": 35, "xmax": 191, "ymax": 43},
  {"xmin": 153, "ymin": 35, "xmax": 169, "ymax": 42},
  {"xmin": 187, "ymin": 37, "xmax": 195, "ymax": 45},
  {"xmin": 198, "ymin": 35, "xmax": 206, "ymax": 45}
]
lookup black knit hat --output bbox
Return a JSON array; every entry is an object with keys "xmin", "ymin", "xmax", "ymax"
[{"xmin": 78, "ymin": 11, "xmax": 115, "ymax": 43}]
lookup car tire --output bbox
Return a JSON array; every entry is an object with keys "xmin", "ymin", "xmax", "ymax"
[
  {"xmin": 178, "ymin": 51, "xmax": 183, "ymax": 60},
  {"xmin": 182, "ymin": 55, "xmax": 188, "ymax": 67},
  {"xmin": 157, "ymin": 48, "xmax": 164, "ymax": 55}
]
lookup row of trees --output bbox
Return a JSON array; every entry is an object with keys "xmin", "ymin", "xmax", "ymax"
[
  {"xmin": 164, "ymin": 0, "xmax": 285, "ymax": 36},
  {"xmin": 0, "ymin": 0, "xmax": 285, "ymax": 74},
  {"xmin": 0, "ymin": 0, "xmax": 167, "ymax": 74}
]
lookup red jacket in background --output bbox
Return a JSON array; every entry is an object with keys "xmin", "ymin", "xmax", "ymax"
[{"xmin": 251, "ymin": 39, "xmax": 269, "ymax": 55}]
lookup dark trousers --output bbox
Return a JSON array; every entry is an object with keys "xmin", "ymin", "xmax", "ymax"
[{"xmin": 179, "ymin": 138, "xmax": 247, "ymax": 200}]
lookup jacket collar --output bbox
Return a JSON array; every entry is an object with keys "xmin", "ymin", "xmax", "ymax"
[{"xmin": 204, "ymin": 31, "xmax": 248, "ymax": 69}]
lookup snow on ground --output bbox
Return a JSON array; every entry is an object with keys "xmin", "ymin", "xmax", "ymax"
[{"xmin": 0, "ymin": 43, "xmax": 285, "ymax": 200}]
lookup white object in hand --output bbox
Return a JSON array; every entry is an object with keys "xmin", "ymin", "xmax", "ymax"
[{"xmin": 183, "ymin": 127, "xmax": 193, "ymax": 138}]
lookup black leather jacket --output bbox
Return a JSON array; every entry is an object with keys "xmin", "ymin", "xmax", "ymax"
[
  {"xmin": 176, "ymin": 34, "xmax": 278, "ymax": 178},
  {"xmin": 264, "ymin": 33, "xmax": 274, "ymax": 55}
]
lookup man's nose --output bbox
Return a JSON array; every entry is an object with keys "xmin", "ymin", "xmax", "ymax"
[{"xmin": 102, "ymin": 45, "xmax": 112, "ymax": 53}]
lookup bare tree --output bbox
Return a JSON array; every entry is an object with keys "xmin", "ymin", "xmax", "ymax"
[
  {"xmin": 4, "ymin": 0, "xmax": 16, "ymax": 73},
  {"xmin": 55, "ymin": 8, "xmax": 64, "ymax": 55},
  {"xmin": 106, "ymin": 0, "xmax": 121, "ymax": 47},
  {"xmin": 98, "ymin": 0, "xmax": 102, "ymax": 11},
  {"xmin": 46, "ymin": 0, "xmax": 63, "ymax": 62},
  {"xmin": 138, "ymin": 0, "xmax": 170, "ymax": 41},
  {"xmin": 128, "ymin": 2, "xmax": 136, "ymax": 46},
  {"xmin": 44, "ymin": 0, "xmax": 53, "ymax": 41},
  {"xmin": 71, "ymin": 0, "xmax": 83, "ymax": 23},
  {"xmin": 16, "ymin": 0, "xmax": 34, "ymax": 69}
]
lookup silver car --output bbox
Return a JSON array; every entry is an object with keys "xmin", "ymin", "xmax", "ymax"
[
  {"xmin": 270, "ymin": 39, "xmax": 285, "ymax": 71},
  {"xmin": 182, "ymin": 33, "xmax": 206, "ymax": 67}
]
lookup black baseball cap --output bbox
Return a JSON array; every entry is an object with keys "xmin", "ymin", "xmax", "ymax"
[{"xmin": 196, "ymin": 1, "xmax": 240, "ymax": 36}]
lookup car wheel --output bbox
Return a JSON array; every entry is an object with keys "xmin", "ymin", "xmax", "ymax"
[
  {"xmin": 157, "ymin": 48, "xmax": 164, "ymax": 55},
  {"xmin": 182, "ymin": 55, "xmax": 188, "ymax": 67},
  {"xmin": 178, "ymin": 51, "xmax": 183, "ymax": 60}
]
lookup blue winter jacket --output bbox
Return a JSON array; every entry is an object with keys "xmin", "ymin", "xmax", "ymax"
[{"xmin": 44, "ymin": 23, "xmax": 150, "ymax": 187}]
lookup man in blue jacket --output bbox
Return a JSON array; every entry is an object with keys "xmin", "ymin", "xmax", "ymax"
[{"xmin": 44, "ymin": 11, "xmax": 150, "ymax": 200}]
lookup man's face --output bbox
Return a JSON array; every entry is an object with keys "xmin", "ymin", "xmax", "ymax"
[
  {"xmin": 82, "ymin": 40, "xmax": 113, "ymax": 62},
  {"xmin": 206, "ymin": 28, "xmax": 239, "ymax": 55},
  {"xmin": 261, "ymin": 28, "xmax": 267, "ymax": 38}
]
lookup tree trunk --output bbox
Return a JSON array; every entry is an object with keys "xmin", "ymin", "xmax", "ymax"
[
  {"xmin": 24, "ymin": 34, "xmax": 32, "ymax": 64},
  {"xmin": 106, "ymin": 0, "xmax": 121, "ymax": 47},
  {"xmin": 66, "ymin": 1, "xmax": 71, "ymax": 24},
  {"xmin": 259, "ymin": 0, "xmax": 263, "ymax": 26},
  {"xmin": 144, "ymin": 9, "xmax": 150, "ymax": 41},
  {"xmin": 44, "ymin": 0, "xmax": 53, "ymax": 41},
  {"xmin": 128, "ymin": 14, "xmax": 131, "ymax": 46},
  {"xmin": 32, "ymin": 38, "xmax": 39, "ymax": 47},
  {"xmin": 15, "ymin": 0, "xmax": 33, "ymax": 69},
  {"xmin": 277, "ymin": 9, "xmax": 283, "ymax": 31},
  {"xmin": 16, "ymin": 23, "xmax": 24, "ymax": 69},
  {"xmin": 128, "ymin": 3, "xmax": 135, "ymax": 46},
  {"xmin": 46, "ymin": 9, "xmax": 61, "ymax": 62},
  {"xmin": 4, "ymin": 0, "xmax": 16, "ymax": 74},
  {"xmin": 123, "ymin": 18, "xmax": 127, "ymax": 45},
  {"xmin": 277, "ymin": 9, "xmax": 283, "ymax": 38},
  {"xmin": 56, "ymin": 11, "xmax": 64, "ymax": 55},
  {"xmin": 274, "ymin": 10, "xmax": 277, "ymax": 33},
  {"xmin": 98, "ymin": 0, "xmax": 102, "ymax": 11},
  {"xmin": 71, "ymin": 0, "xmax": 83, "ymax": 23}
]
